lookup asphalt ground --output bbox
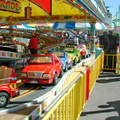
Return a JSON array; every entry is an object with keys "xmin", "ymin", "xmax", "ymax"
[{"xmin": 79, "ymin": 72, "xmax": 120, "ymax": 120}]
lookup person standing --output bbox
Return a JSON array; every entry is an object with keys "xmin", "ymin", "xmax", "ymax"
[{"xmin": 28, "ymin": 33, "xmax": 39, "ymax": 54}]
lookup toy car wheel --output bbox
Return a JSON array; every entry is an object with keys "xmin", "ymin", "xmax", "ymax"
[
  {"xmin": 82, "ymin": 56, "xmax": 86, "ymax": 59},
  {"xmin": 88, "ymin": 53, "xmax": 91, "ymax": 57},
  {"xmin": 73, "ymin": 59, "xmax": 77, "ymax": 66},
  {"xmin": 77, "ymin": 56, "xmax": 81, "ymax": 63},
  {"xmin": 69, "ymin": 62, "xmax": 72, "ymax": 69},
  {"xmin": 0, "ymin": 92, "xmax": 10, "ymax": 107},
  {"xmin": 52, "ymin": 73, "xmax": 58, "ymax": 85},
  {"xmin": 64, "ymin": 63, "xmax": 68, "ymax": 72},
  {"xmin": 59, "ymin": 67, "xmax": 63, "ymax": 78}
]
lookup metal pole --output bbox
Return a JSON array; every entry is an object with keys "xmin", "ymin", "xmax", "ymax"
[{"xmin": 89, "ymin": 20, "xmax": 96, "ymax": 53}]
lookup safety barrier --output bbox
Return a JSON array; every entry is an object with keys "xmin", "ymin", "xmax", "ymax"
[
  {"xmin": 39, "ymin": 52, "xmax": 104, "ymax": 120},
  {"xmin": 90, "ymin": 51, "xmax": 104, "ymax": 92},
  {"xmin": 103, "ymin": 53, "xmax": 120, "ymax": 74},
  {"xmin": 103, "ymin": 54, "xmax": 117, "ymax": 71},
  {"xmin": 116, "ymin": 54, "xmax": 120, "ymax": 74}
]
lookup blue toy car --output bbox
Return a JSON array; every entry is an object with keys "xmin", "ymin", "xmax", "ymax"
[{"xmin": 49, "ymin": 51, "xmax": 72, "ymax": 72}]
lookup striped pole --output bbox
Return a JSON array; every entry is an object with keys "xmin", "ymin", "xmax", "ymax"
[{"xmin": 89, "ymin": 20, "xmax": 96, "ymax": 53}]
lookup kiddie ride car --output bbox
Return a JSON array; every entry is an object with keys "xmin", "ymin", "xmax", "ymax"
[
  {"xmin": 58, "ymin": 46, "xmax": 81, "ymax": 65},
  {"xmin": 20, "ymin": 54, "xmax": 63, "ymax": 85},
  {"xmin": 0, "ymin": 66, "xmax": 20, "ymax": 107},
  {"xmin": 48, "ymin": 51, "xmax": 72, "ymax": 72},
  {"xmin": 76, "ymin": 46, "xmax": 91, "ymax": 59}
]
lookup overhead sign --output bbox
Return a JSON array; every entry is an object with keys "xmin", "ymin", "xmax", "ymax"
[{"xmin": 0, "ymin": 0, "xmax": 21, "ymax": 13}]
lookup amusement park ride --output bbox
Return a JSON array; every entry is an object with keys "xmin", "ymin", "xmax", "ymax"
[{"xmin": 0, "ymin": 0, "xmax": 117, "ymax": 120}]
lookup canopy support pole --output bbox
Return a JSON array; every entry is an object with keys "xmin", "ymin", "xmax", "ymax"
[{"xmin": 89, "ymin": 20, "xmax": 96, "ymax": 53}]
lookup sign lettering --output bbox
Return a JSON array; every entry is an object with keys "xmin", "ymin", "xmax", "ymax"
[{"xmin": 0, "ymin": 0, "xmax": 21, "ymax": 13}]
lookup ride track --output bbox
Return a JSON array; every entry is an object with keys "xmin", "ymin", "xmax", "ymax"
[
  {"xmin": 0, "ymin": 81, "xmax": 54, "ymax": 112},
  {"xmin": 0, "ymin": 31, "xmax": 91, "ymax": 120},
  {"xmin": 0, "ymin": 52, "xmax": 94, "ymax": 120}
]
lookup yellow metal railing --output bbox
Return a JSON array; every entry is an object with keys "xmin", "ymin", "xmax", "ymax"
[
  {"xmin": 103, "ymin": 53, "xmax": 120, "ymax": 74},
  {"xmin": 40, "ymin": 73, "xmax": 86, "ymax": 120},
  {"xmin": 103, "ymin": 54, "xmax": 117, "ymax": 71},
  {"xmin": 40, "ymin": 53, "xmax": 103, "ymax": 120},
  {"xmin": 116, "ymin": 54, "xmax": 120, "ymax": 74},
  {"xmin": 90, "ymin": 52, "xmax": 104, "ymax": 91}
]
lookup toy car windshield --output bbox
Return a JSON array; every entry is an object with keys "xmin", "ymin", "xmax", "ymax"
[
  {"xmin": 64, "ymin": 47, "xmax": 74, "ymax": 52},
  {"xmin": 30, "ymin": 56, "xmax": 52, "ymax": 63},
  {"xmin": 51, "ymin": 51, "xmax": 64, "ymax": 57}
]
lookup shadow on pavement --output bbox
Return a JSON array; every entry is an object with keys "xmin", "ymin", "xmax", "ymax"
[
  {"xmin": 81, "ymin": 100, "xmax": 120, "ymax": 119},
  {"xmin": 97, "ymin": 78, "xmax": 120, "ymax": 83}
]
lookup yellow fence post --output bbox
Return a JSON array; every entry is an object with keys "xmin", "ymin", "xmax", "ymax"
[{"xmin": 116, "ymin": 54, "xmax": 120, "ymax": 74}]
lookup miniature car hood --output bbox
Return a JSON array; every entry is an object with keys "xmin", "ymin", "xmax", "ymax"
[{"xmin": 22, "ymin": 64, "xmax": 53, "ymax": 73}]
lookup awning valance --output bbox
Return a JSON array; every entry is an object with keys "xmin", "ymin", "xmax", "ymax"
[{"xmin": 52, "ymin": 22, "xmax": 107, "ymax": 30}]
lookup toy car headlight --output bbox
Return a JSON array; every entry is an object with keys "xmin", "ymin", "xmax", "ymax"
[
  {"xmin": 21, "ymin": 73, "xmax": 27, "ymax": 77},
  {"xmin": 43, "ymin": 74, "xmax": 52, "ymax": 78}
]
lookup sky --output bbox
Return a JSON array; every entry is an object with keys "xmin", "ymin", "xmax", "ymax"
[{"xmin": 104, "ymin": 0, "xmax": 120, "ymax": 17}]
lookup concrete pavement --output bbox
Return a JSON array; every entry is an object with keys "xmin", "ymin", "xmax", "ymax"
[{"xmin": 79, "ymin": 72, "xmax": 120, "ymax": 120}]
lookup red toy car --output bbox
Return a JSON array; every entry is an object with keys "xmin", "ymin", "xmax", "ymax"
[
  {"xmin": 20, "ymin": 54, "xmax": 63, "ymax": 85},
  {"xmin": 0, "ymin": 83, "xmax": 20, "ymax": 107},
  {"xmin": 0, "ymin": 66, "xmax": 20, "ymax": 107}
]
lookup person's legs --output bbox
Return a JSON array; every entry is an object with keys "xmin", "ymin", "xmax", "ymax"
[{"xmin": 30, "ymin": 49, "xmax": 37, "ymax": 54}]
